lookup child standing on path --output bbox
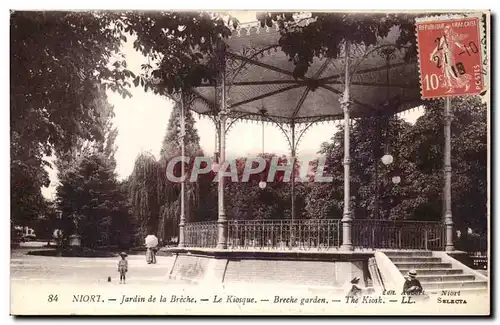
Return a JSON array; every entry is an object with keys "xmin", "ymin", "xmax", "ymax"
[{"xmin": 118, "ymin": 252, "xmax": 128, "ymax": 284}]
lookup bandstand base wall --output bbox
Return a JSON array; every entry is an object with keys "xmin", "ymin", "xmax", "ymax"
[
  {"xmin": 164, "ymin": 248, "xmax": 488, "ymax": 295},
  {"xmin": 167, "ymin": 248, "xmax": 373, "ymax": 289}
]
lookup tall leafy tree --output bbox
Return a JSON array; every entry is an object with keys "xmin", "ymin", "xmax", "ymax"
[
  {"xmin": 305, "ymin": 115, "xmax": 412, "ymax": 220},
  {"xmin": 157, "ymin": 102, "xmax": 206, "ymax": 240},
  {"xmin": 31, "ymin": 198, "xmax": 58, "ymax": 243},
  {"xmin": 127, "ymin": 153, "xmax": 163, "ymax": 241},
  {"xmin": 53, "ymin": 90, "xmax": 133, "ymax": 248},
  {"xmin": 160, "ymin": 102, "xmax": 203, "ymax": 159},
  {"xmin": 406, "ymin": 97, "xmax": 487, "ymax": 236},
  {"xmin": 123, "ymin": 11, "xmax": 240, "ymax": 95},
  {"xmin": 56, "ymin": 153, "xmax": 128, "ymax": 248},
  {"xmin": 110, "ymin": 179, "xmax": 136, "ymax": 249},
  {"xmin": 55, "ymin": 90, "xmax": 118, "ymax": 171},
  {"xmin": 10, "ymin": 11, "xmax": 132, "ymax": 226},
  {"xmin": 126, "ymin": 101, "xmax": 207, "ymax": 243}
]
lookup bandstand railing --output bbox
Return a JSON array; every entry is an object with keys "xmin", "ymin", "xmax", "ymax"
[
  {"xmin": 352, "ymin": 220, "xmax": 446, "ymax": 250},
  {"xmin": 184, "ymin": 221, "xmax": 218, "ymax": 248},
  {"xmin": 183, "ymin": 219, "xmax": 446, "ymax": 250},
  {"xmin": 228, "ymin": 219, "xmax": 342, "ymax": 250}
]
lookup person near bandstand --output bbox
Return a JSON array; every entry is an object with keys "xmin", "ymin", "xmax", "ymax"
[
  {"xmin": 402, "ymin": 269, "xmax": 424, "ymax": 295},
  {"xmin": 346, "ymin": 276, "xmax": 364, "ymax": 298},
  {"xmin": 117, "ymin": 252, "xmax": 128, "ymax": 284}
]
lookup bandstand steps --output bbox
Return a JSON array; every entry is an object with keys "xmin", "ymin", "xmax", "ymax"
[
  {"xmin": 383, "ymin": 251, "xmax": 433, "ymax": 257},
  {"xmin": 385, "ymin": 252, "xmax": 488, "ymax": 295},
  {"xmin": 390, "ymin": 257, "xmax": 442, "ymax": 263},
  {"xmin": 398, "ymin": 268, "xmax": 463, "ymax": 275},
  {"xmin": 417, "ymin": 274, "xmax": 476, "ymax": 282},
  {"xmin": 419, "ymin": 280, "xmax": 488, "ymax": 290},
  {"xmin": 393, "ymin": 262, "xmax": 452, "ymax": 269}
]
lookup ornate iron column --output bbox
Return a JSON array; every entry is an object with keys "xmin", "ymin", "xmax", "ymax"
[
  {"xmin": 340, "ymin": 41, "xmax": 353, "ymax": 251},
  {"xmin": 216, "ymin": 39, "xmax": 229, "ymax": 249},
  {"xmin": 290, "ymin": 122, "xmax": 296, "ymax": 246},
  {"xmin": 178, "ymin": 91, "xmax": 187, "ymax": 248},
  {"xmin": 374, "ymin": 47, "xmax": 396, "ymax": 220},
  {"xmin": 444, "ymin": 97, "xmax": 454, "ymax": 251}
]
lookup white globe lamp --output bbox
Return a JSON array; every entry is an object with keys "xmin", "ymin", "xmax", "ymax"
[
  {"xmin": 391, "ymin": 176, "xmax": 401, "ymax": 184},
  {"xmin": 258, "ymin": 181, "xmax": 267, "ymax": 189},
  {"xmin": 381, "ymin": 154, "xmax": 394, "ymax": 165}
]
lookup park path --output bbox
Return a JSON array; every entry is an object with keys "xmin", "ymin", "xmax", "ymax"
[{"xmin": 11, "ymin": 249, "xmax": 176, "ymax": 284}]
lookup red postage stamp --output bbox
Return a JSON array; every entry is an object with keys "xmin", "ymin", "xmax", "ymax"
[{"xmin": 415, "ymin": 15, "xmax": 484, "ymax": 99}]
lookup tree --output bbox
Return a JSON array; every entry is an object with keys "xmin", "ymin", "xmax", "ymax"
[
  {"xmin": 11, "ymin": 12, "xmax": 235, "ymax": 229},
  {"xmin": 159, "ymin": 102, "xmax": 203, "ymax": 159},
  {"xmin": 11, "ymin": 11, "xmax": 132, "ymax": 152},
  {"xmin": 31, "ymin": 199, "xmax": 59, "ymax": 243},
  {"xmin": 157, "ymin": 101, "xmax": 207, "ymax": 239},
  {"xmin": 55, "ymin": 89, "xmax": 118, "ymax": 170},
  {"xmin": 110, "ymin": 179, "xmax": 137, "ymax": 249},
  {"xmin": 127, "ymin": 153, "xmax": 163, "ymax": 241},
  {"xmin": 306, "ymin": 115, "xmax": 412, "ymax": 220},
  {"xmin": 10, "ymin": 11, "xmax": 132, "ymax": 225},
  {"xmin": 405, "ymin": 97, "xmax": 487, "ymax": 235},
  {"xmin": 52, "ymin": 88, "xmax": 134, "ymax": 248},
  {"xmin": 122, "ymin": 11, "xmax": 240, "ymax": 96},
  {"xmin": 126, "ymin": 100, "xmax": 209, "ymax": 243},
  {"xmin": 56, "ymin": 153, "xmax": 129, "ymax": 248},
  {"xmin": 10, "ymin": 154, "xmax": 49, "ymax": 226}
]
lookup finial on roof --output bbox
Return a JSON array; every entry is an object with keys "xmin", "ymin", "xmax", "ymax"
[{"xmin": 259, "ymin": 104, "xmax": 267, "ymax": 116}]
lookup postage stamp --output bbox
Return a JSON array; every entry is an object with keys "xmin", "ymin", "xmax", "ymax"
[
  {"xmin": 415, "ymin": 14, "xmax": 486, "ymax": 99},
  {"xmin": 9, "ymin": 10, "xmax": 490, "ymax": 316}
]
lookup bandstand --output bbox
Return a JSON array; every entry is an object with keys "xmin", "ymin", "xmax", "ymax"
[{"xmin": 166, "ymin": 15, "xmax": 460, "ymax": 287}]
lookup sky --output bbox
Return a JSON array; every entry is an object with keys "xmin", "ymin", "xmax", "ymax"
[{"xmin": 41, "ymin": 11, "xmax": 423, "ymax": 199}]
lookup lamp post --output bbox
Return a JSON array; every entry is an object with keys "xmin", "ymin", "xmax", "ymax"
[
  {"xmin": 373, "ymin": 107, "xmax": 394, "ymax": 220},
  {"xmin": 375, "ymin": 118, "xmax": 404, "ymax": 220},
  {"xmin": 178, "ymin": 92, "xmax": 186, "ymax": 248},
  {"xmin": 373, "ymin": 46, "xmax": 398, "ymax": 220}
]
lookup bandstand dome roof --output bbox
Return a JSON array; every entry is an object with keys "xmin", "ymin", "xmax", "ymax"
[{"xmin": 189, "ymin": 16, "xmax": 423, "ymax": 124}]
